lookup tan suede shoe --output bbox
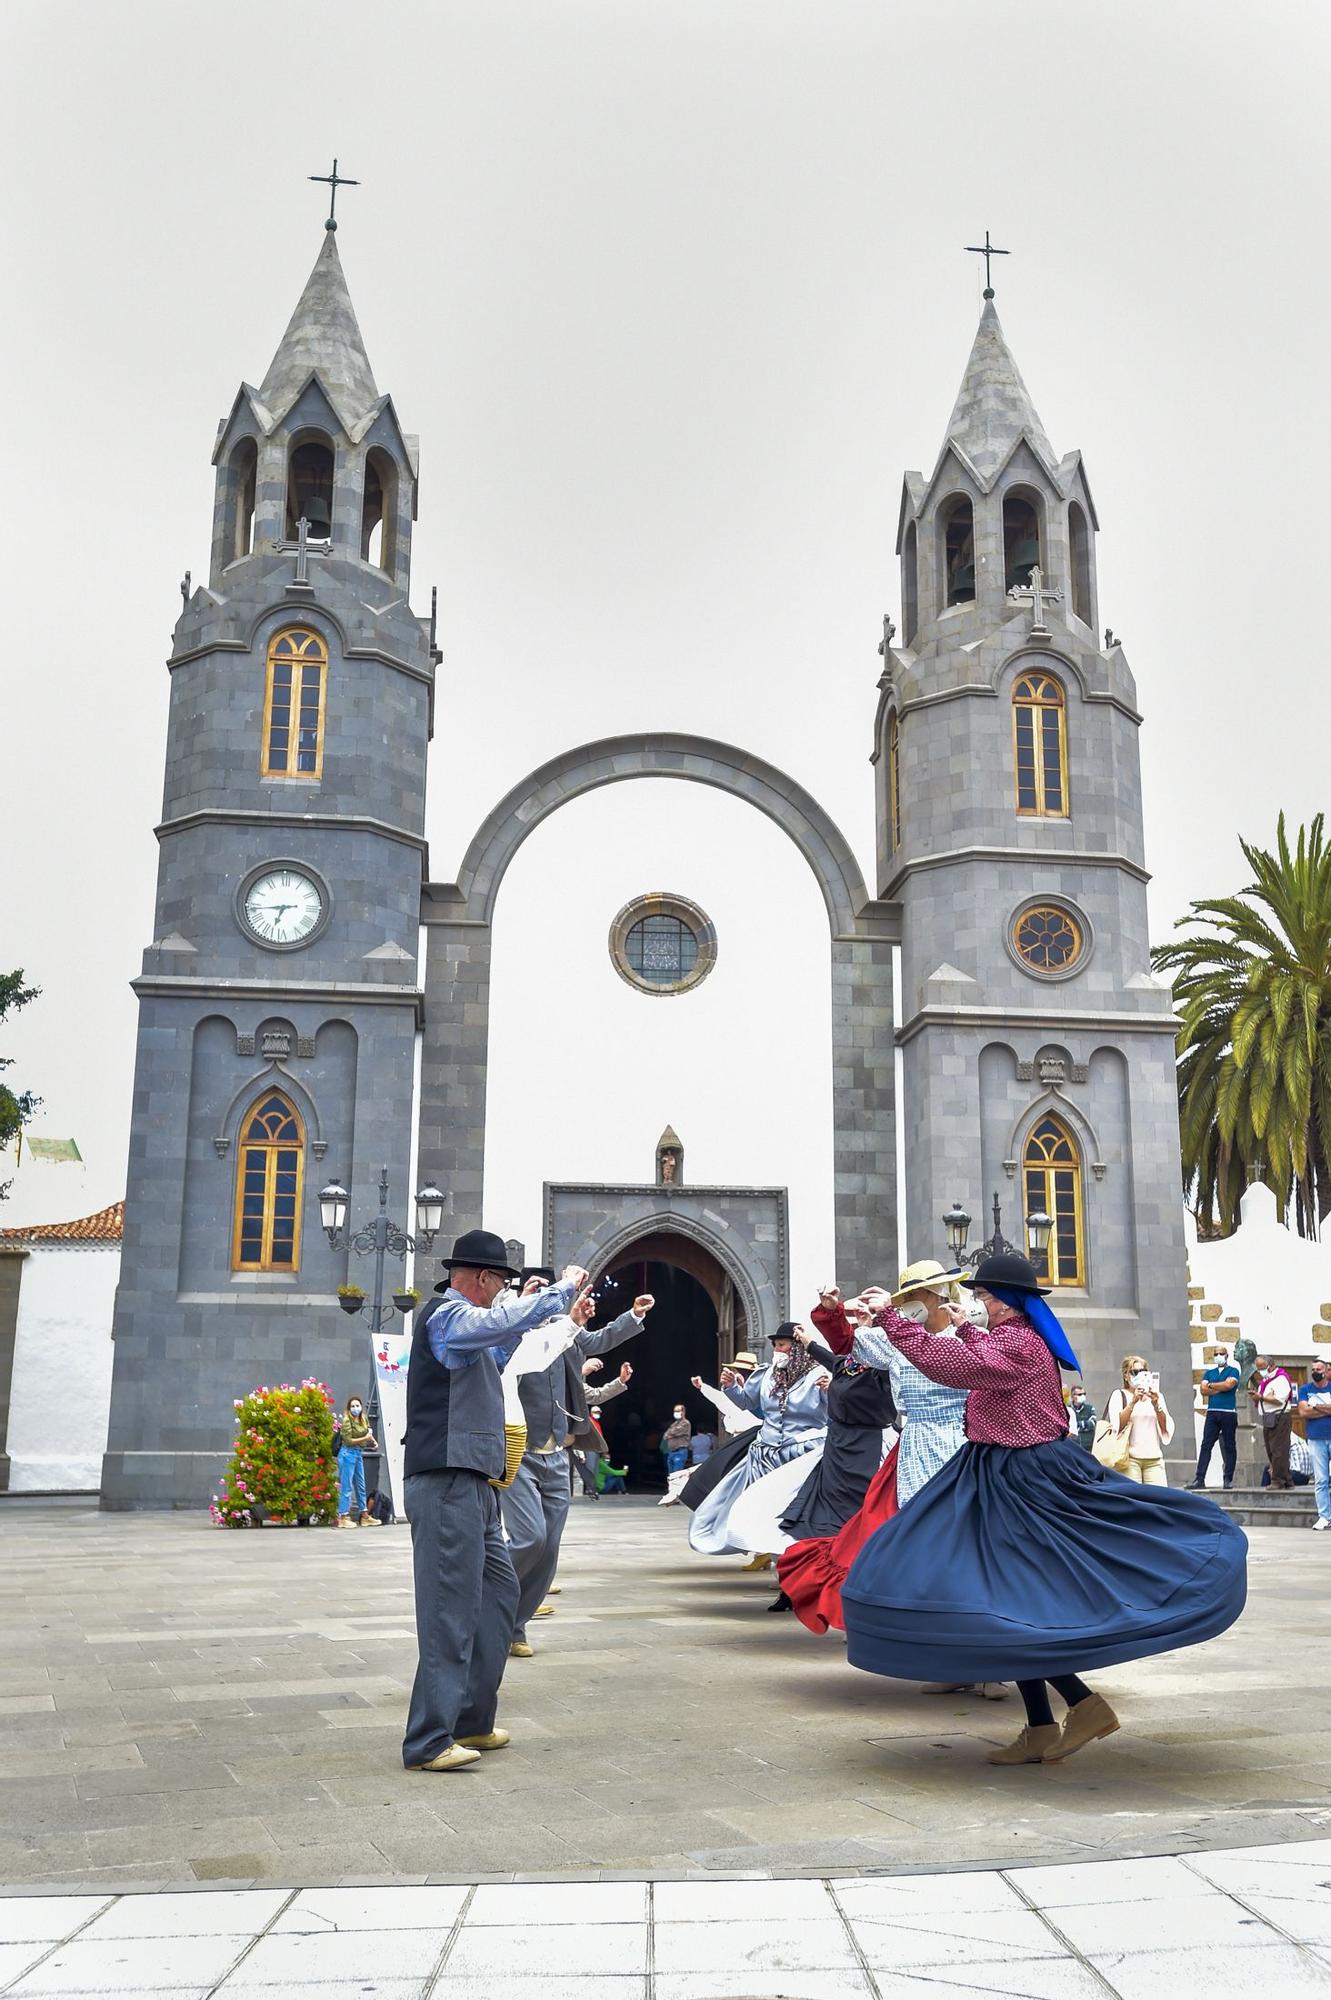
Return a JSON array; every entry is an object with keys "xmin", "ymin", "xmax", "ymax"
[
  {"xmin": 412, "ymin": 1743, "xmax": 481, "ymax": 1772},
  {"xmin": 1044, "ymin": 1693, "xmax": 1120, "ymax": 1761},
  {"xmin": 986, "ymin": 1723, "xmax": 1061, "ymax": 1765},
  {"xmin": 457, "ymin": 1728, "xmax": 511, "ymax": 1752},
  {"xmin": 509, "ymin": 1639, "xmax": 534, "ymax": 1658}
]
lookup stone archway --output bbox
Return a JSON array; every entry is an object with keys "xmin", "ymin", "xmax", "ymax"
[{"xmin": 417, "ymin": 732, "xmax": 900, "ymax": 1286}]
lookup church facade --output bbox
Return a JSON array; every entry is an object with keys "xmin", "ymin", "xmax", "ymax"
[{"xmin": 102, "ymin": 232, "xmax": 1187, "ymax": 1508}]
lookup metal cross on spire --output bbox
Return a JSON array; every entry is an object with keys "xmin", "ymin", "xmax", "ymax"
[
  {"xmin": 965, "ymin": 229, "xmax": 1010, "ymax": 300},
  {"xmin": 309, "ymin": 157, "xmax": 360, "ymax": 233}
]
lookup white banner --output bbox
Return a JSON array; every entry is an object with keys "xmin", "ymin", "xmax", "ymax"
[{"xmin": 372, "ymin": 1325, "xmax": 411, "ymax": 1517}]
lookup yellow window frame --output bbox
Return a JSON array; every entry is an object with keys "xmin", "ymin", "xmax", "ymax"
[
  {"xmin": 261, "ymin": 628, "xmax": 327, "ymax": 781},
  {"xmin": 1023, "ymin": 1115, "xmax": 1085, "ymax": 1287},
  {"xmin": 231, "ymin": 1093, "xmax": 305, "ymax": 1273},
  {"xmin": 1012, "ymin": 671, "xmax": 1068, "ymax": 818}
]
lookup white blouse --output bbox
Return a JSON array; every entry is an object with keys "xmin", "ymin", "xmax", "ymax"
[{"xmin": 1109, "ymin": 1386, "xmax": 1175, "ymax": 1458}]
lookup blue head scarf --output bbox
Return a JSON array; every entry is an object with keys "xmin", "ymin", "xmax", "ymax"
[{"xmin": 987, "ymin": 1283, "xmax": 1080, "ymax": 1372}]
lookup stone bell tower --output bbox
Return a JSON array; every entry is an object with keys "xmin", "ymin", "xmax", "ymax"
[
  {"xmin": 875, "ymin": 292, "xmax": 1188, "ymax": 1401},
  {"xmin": 103, "ymin": 224, "xmax": 435, "ymax": 1508}
]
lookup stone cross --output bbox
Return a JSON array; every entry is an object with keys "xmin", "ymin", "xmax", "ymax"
[
  {"xmin": 965, "ymin": 229, "xmax": 1010, "ymax": 299},
  {"xmin": 878, "ymin": 613, "xmax": 896, "ymax": 658},
  {"xmin": 295, "ymin": 516, "xmax": 311, "ymax": 585},
  {"xmin": 1007, "ymin": 564, "xmax": 1061, "ymax": 631}
]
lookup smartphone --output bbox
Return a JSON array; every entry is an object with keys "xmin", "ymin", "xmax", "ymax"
[{"xmin": 1147, "ymin": 1371, "xmax": 1160, "ymax": 1394}]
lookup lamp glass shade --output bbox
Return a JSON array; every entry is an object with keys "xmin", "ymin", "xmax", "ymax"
[
  {"xmin": 415, "ymin": 1184, "xmax": 445, "ymax": 1242},
  {"xmin": 941, "ymin": 1200, "xmax": 971, "ymax": 1257},
  {"xmin": 319, "ymin": 1182, "xmax": 349, "ymax": 1237},
  {"xmin": 1026, "ymin": 1208, "xmax": 1054, "ymax": 1254}
]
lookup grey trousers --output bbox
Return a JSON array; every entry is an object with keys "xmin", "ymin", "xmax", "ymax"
[
  {"xmin": 402, "ymin": 1469, "xmax": 520, "ymax": 1769},
  {"xmin": 501, "ymin": 1449, "xmax": 571, "ymax": 1640}
]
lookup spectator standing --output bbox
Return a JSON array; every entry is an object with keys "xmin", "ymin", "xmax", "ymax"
[
  {"xmin": 1188, "ymin": 1344, "xmax": 1242, "ymax": 1490},
  {"xmin": 662, "ymin": 1405, "xmax": 693, "ymax": 1474},
  {"xmin": 1297, "ymin": 1359, "xmax": 1331, "ymax": 1528},
  {"xmin": 1067, "ymin": 1385, "xmax": 1098, "ymax": 1453},
  {"xmin": 1106, "ymin": 1355, "xmax": 1175, "ymax": 1485},
  {"xmin": 1251, "ymin": 1357, "xmax": 1294, "ymax": 1490}
]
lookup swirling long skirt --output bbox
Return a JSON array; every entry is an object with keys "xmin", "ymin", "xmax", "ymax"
[
  {"xmin": 842, "ymin": 1436, "xmax": 1247, "ymax": 1683},
  {"xmin": 688, "ymin": 1432, "xmax": 824, "ymax": 1556},
  {"xmin": 779, "ymin": 1441, "xmax": 900, "ymax": 1635}
]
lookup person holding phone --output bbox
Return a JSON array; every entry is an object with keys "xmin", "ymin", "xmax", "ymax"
[{"xmin": 1107, "ymin": 1354, "xmax": 1175, "ymax": 1485}]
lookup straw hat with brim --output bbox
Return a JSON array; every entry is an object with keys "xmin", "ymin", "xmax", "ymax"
[
  {"xmin": 439, "ymin": 1228, "xmax": 522, "ymax": 1278},
  {"xmin": 732, "ymin": 1351, "xmax": 759, "ymax": 1371},
  {"xmin": 890, "ymin": 1258, "xmax": 966, "ymax": 1305},
  {"xmin": 960, "ymin": 1251, "xmax": 1051, "ymax": 1297}
]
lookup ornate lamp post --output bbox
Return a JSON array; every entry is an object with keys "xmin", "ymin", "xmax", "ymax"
[
  {"xmin": 320, "ymin": 1166, "xmax": 445, "ymax": 1332},
  {"xmin": 941, "ymin": 1193, "xmax": 1055, "ymax": 1271}
]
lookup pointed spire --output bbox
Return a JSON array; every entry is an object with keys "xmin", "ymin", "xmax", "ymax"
[
  {"xmin": 940, "ymin": 299, "xmax": 1054, "ymax": 482},
  {"xmin": 257, "ymin": 233, "xmax": 379, "ymax": 431}
]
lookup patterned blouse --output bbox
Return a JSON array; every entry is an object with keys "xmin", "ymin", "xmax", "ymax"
[
  {"xmin": 867, "ymin": 1303, "xmax": 1070, "ymax": 1450},
  {"xmin": 820, "ymin": 1301, "xmax": 967, "ymax": 1505}
]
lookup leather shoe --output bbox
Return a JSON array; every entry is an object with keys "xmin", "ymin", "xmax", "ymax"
[
  {"xmin": 412, "ymin": 1743, "xmax": 481, "ymax": 1772},
  {"xmin": 509, "ymin": 1639, "xmax": 534, "ymax": 1658},
  {"xmin": 1044, "ymin": 1692, "xmax": 1120, "ymax": 1762},
  {"xmin": 986, "ymin": 1724, "xmax": 1060, "ymax": 1765},
  {"xmin": 456, "ymin": 1728, "xmax": 511, "ymax": 1752}
]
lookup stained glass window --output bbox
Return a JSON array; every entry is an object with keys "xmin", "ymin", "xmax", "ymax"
[
  {"xmin": 262, "ymin": 629, "xmax": 327, "ymax": 779},
  {"xmin": 1024, "ymin": 1115, "xmax": 1085, "ymax": 1287},
  {"xmin": 1013, "ymin": 671, "xmax": 1067, "ymax": 817},
  {"xmin": 1013, "ymin": 904, "xmax": 1084, "ymax": 974},
  {"xmin": 625, "ymin": 915, "xmax": 699, "ymax": 984}
]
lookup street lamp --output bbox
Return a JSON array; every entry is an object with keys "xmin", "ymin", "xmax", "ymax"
[
  {"xmin": 319, "ymin": 1181, "xmax": 349, "ymax": 1244},
  {"xmin": 414, "ymin": 1183, "xmax": 445, "ymax": 1248},
  {"xmin": 1025, "ymin": 1207, "xmax": 1054, "ymax": 1268},
  {"xmin": 941, "ymin": 1200, "xmax": 972, "ymax": 1262}
]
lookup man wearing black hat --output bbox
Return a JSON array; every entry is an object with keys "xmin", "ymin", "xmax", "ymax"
[
  {"xmin": 502, "ymin": 1267, "xmax": 655, "ymax": 1657},
  {"xmin": 401, "ymin": 1229, "xmax": 587, "ymax": 1773}
]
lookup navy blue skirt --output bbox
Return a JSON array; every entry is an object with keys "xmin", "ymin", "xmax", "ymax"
[{"xmin": 842, "ymin": 1436, "xmax": 1247, "ymax": 1684}]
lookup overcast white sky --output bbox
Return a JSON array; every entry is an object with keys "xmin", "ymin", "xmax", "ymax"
[{"xmin": 3, "ymin": 2, "xmax": 1328, "ymax": 1294}]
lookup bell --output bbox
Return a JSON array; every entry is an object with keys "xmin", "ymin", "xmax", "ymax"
[{"xmin": 302, "ymin": 495, "xmax": 332, "ymax": 536}]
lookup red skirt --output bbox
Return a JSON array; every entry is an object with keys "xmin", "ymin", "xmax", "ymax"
[{"xmin": 778, "ymin": 1441, "xmax": 899, "ymax": 1634}]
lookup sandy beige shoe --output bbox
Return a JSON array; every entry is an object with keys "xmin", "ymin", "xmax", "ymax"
[
  {"xmin": 739, "ymin": 1553, "xmax": 773, "ymax": 1572},
  {"xmin": 336, "ymin": 1515, "xmax": 358, "ymax": 1529},
  {"xmin": 358, "ymin": 1511, "xmax": 381, "ymax": 1527},
  {"xmin": 1044, "ymin": 1693, "xmax": 1120, "ymax": 1762},
  {"xmin": 509, "ymin": 1639, "xmax": 534, "ymax": 1658},
  {"xmin": 412, "ymin": 1743, "xmax": 481, "ymax": 1772},
  {"xmin": 457, "ymin": 1728, "xmax": 511, "ymax": 1752},
  {"xmin": 986, "ymin": 1723, "xmax": 1061, "ymax": 1765},
  {"xmin": 546, "ymin": 1586, "xmax": 562, "ymax": 1595},
  {"xmin": 533, "ymin": 1602, "xmax": 554, "ymax": 1617}
]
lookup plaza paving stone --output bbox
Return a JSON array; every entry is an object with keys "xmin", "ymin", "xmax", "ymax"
[{"xmin": 0, "ymin": 1497, "xmax": 1327, "ymax": 1893}]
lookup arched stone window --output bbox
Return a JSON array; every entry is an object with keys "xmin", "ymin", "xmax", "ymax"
[
  {"xmin": 1069, "ymin": 501, "xmax": 1092, "ymax": 625},
  {"xmin": 228, "ymin": 438, "xmax": 257, "ymax": 563},
  {"xmin": 938, "ymin": 494, "xmax": 976, "ymax": 608},
  {"xmin": 286, "ymin": 434, "xmax": 335, "ymax": 541},
  {"xmin": 232, "ymin": 1091, "xmax": 304, "ymax": 1272},
  {"xmin": 360, "ymin": 447, "xmax": 398, "ymax": 571},
  {"xmin": 261, "ymin": 627, "xmax": 328, "ymax": 779},
  {"xmin": 1003, "ymin": 487, "xmax": 1043, "ymax": 593},
  {"xmin": 902, "ymin": 522, "xmax": 918, "ymax": 643},
  {"xmin": 887, "ymin": 710, "xmax": 901, "ymax": 852},
  {"xmin": 1023, "ymin": 1113, "xmax": 1084, "ymax": 1287},
  {"xmin": 1012, "ymin": 670, "xmax": 1067, "ymax": 817}
]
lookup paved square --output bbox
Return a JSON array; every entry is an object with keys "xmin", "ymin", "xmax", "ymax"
[{"xmin": 0, "ymin": 1498, "xmax": 1328, "ymax": 1891}]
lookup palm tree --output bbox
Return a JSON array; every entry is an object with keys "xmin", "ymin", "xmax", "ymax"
[{"xmin": 1151, "ymin": 814, "xmax": 1331, "ymax": 1238}]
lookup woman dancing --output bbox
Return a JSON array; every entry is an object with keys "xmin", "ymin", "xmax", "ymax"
[
  {"xmin": 841, "ymin": 1252, "xmax": 1247, "ymax": 1764},
  {"xmin": 688, "ymin": 1326, "xmax": 826, "ymax": 1559}
]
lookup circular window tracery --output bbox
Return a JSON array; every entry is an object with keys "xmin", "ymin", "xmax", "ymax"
[
  {"xmin": 609, "ymin": 893, "xmax": 717, "ymax": 997},
  {"xmin": 1012, "ymin": 903, "xmax": 1085, "ymax": 975}
]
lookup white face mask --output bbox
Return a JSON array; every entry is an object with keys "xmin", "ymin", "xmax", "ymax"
[
  {"xmin": 771, "ymin": 1349, "xmax": 791, "ymax": 1368},
  {"xmin": 1214, "ymin": 1353, "xmax": 1228, "ymax": 1366},
  {"xmin": 895, "ymin": 1301, "xmax": 929, "ymax": 1325},
  {"xmin": 673, "ymin": 1410, "xmax": 685, "ymax": 1421}
]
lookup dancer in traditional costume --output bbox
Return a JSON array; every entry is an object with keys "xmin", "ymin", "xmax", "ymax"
[
  {"xmin": 674, "ymin": 1354, "xmax": 760, "ymax": 1515},
  {"xmin": 841, "ymin": 1253, "xmax": 1248, "ymax": 1765},
  {"xmin": 687, "ymin": 1327, "xmax": 826, "ymax": 1558},
  {"xmin": 778, "ymin": 1264, "xmax": 969, "ymax": 1638}
]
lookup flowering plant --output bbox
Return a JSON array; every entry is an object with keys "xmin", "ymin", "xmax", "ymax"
[{"xmin": 211, "ymin": 1378, "xmax": 337, "ymax": 1526}]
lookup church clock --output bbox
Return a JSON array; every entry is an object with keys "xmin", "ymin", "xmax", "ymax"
[{"xmin": 237, "ymin": 863, "xmax": 329, "ymax": 948}]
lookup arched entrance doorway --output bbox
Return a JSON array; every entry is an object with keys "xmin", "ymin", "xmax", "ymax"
[{"xmin": 588, "ymin": 1228, "xmax": 746, "ymax": 1492}]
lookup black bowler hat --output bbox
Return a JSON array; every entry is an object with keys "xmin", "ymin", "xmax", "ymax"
[
  {"xmin": 520, "ymin": 1266, "xmax": 556, "ymax": 1289},
  {"xmin": 961, "ymin": 1251, "xmax": 1051, "ymax": 1297},
  {"xmin": 439, "ymin": 1228, "xmax": 522, "ymax": 1278}
]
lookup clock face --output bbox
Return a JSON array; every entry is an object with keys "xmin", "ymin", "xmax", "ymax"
[{"xmin": 242, "ymin": 867, "xmax": 324, "ymax": 946}]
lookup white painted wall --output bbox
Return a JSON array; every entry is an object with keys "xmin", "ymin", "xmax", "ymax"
[{"xmin": 6, "ymin": 1244, "xmax": 119, "ymax": 1491}]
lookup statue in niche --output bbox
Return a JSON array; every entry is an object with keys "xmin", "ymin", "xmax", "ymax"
[{"xmin": 655, "ymin": 1124, "xmax": 684, "ymax": 1187}]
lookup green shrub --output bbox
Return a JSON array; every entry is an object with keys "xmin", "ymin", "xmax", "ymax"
[{"xmin": 211, "ymin": 1379, "xmax": 337, "ymax": 1526}]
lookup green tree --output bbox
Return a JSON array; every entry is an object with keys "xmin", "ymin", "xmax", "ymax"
[
  {"xmin": 1152, "ymin": 814, "xmax": 1331, "ymax": 1238},
  {"xmin": 0, "ymin": 969, "xmax": 40, "ymax": 1203}
]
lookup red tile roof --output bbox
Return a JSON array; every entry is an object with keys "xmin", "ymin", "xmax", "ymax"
[{"xmin": 0, "ymin": 1201, "xmax": 125, "ymax": 1243}]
